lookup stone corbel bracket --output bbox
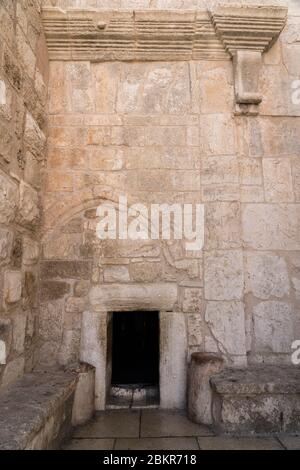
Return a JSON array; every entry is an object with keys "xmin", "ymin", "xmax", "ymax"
[{"xmin": 211, "ymin": 4, "xmax": 288, "ymax": 115}]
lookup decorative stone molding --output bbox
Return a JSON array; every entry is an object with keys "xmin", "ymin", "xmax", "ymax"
[
  {"xmin": 211, "ymin": 4, "xmax": 287, "ymax": 114},
  {"xmin": 41, "ymin": 8, "xmax": 229, "ymax": 61},
  {"xmin": 42, "ymin": 4, "xmax": 288, "ymax": 114}
]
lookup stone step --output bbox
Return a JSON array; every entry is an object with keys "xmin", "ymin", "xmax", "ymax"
[{"xmin": 210, "ymin": 366, "xmax": 300, "ymax": 435}]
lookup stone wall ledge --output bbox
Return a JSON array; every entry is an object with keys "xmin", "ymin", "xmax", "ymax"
[
  {"xmin": 0, "ymin": 369, "xmax": 78, "ymax": 450},
  {"xmin": 211, "ymin": 365, "xmax": 300, "ymax": 395},
  {"xmin": 42, "ymin": 5, "xmax": 287, "ymax": 62},
  {"xmin": 211, "ymin": 366, "xmax": 300, "ymax": 434}
]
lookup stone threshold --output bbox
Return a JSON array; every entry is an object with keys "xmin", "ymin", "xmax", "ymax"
[{"xmin": 107, "ymin": 385, "xmax": 159, "ymax": 410}]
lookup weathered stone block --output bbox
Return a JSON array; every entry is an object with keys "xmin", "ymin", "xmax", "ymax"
[
  {"xmin": 74, "ymin": 280, "xmax": 90, "ymax": 298},
  {"xmin": 23, "ymin": 237, "xmax": 39, "ymax": 266},
  {"xmin": 204, "ymin": 251, "xmax": 244, "ymax": 301},
  {"xmin": 39, "ymin": 302, "xmax": 63, "ymax": 342},
  {"xmin": 103, "ymin": 266, "xmax": 130, "ymax": 283},
  {"xmin": 90, "ymin": 283, "xmax": 178, "ymax": 313},
  {"xmin": 245, "ymin": 252, "xmax": 289, "ymax": 300},
  {"xmin": 65, "ymin": 297, "xmax": 86, "ymax": 314},
  {"xmin": 145, "ymin": 126, "xmax": 185, "ymax": 147},
  {"xmin": 211, "ymin": 366, "xmax": 300, "ymax": 434},
  {"xmin": 240, "ymin": 185, "xmax": 264, "ymax": 203},
  {"xmin": 249, "ymin": 118, "xmax": 300, "ymax": 158},
  {"xmin": 0, "ymin": 229, "xmax": 13, "ymax": 266},
  {"xmin": 188, "ymin": 353, "xmax": 224, "ymax": 426},
  {"xmin": 198, "ymin": 62, "xmax": 233, "ymax": 114},
  {"xmin": 92, "ymin": 63, "xmax": 119, "ymax": 114},
  {"xmin": 80, "ymin": 311, "xmax": 108, "ymax": 410},
  {"xmin": 187, "ymin": 314, "xmax": 203, "ymax": 346},
  {"xmin": 205, "ymin": 202, "xmax": 241, "ymax": 250},
  {"xmin": 242, "ymin": 204, "xmax": 300, "ymax": 250},
  {"xmin": 58, "ymin": 329, "xmax": 81, "ymax": 365},
  {"xmin": 72, "ymin": 364, "xmax": 95, "ymax": 426},
  {"xmin": 253, "ymin": 301, "xmax": 293, "ymax": 354},
  {"xmin": 240, "ymin": 159, "xmax": 262, "ymax": 186},
  {"xmin": 0, "ymin": 80, "xmax": 6, "ymax": 106},
  {"xmin": 1, "ymin": 357, "xmax": 25, "ymax": 388},
  {"xmin": 263, "ymin": 158, "xmax": 294, "ymax": 202},
  {"xmin": 130, "ymin": 262, "xmax": 162, "ymax": 283},
  {"xmin": 12, "ymin": 314, "xmax": 27, "ymax": 354},
  {"xmin": 0, "ymin": 173, "xmax": 18, "ymax": 224},
  {"xmin": 24, "ymin": 112, "xmax": 46, "ymax": 160},
  {"xmin": 41, "ymin": 261, "xmax": 91, "ymax": 280},
  {"xmin": 43, "ymin": 233, "xmax": 81, "ymax": 260},
  {"xmin": 205, "ymin": 301, "xmax": 246, "ymax": 357},
  {"xmin": 24, "ymin": 152, "xmax": 41, "ymax": 190},
  {"xmin": 202, "ymin": 156, "xmax": 239, "ymax": 185},
  {"xmin": 0, "ymin": 341, "xmax": 6, "ymax": 365},
  {"xmin": 4, "ymin": 271, "xmax": 22, "ymax": 304},
  {"xmin": 200, "ymin": 114, "xmax": 236, "ymax": 156},
  {"xmin": 40, "ymin": 281, "xmax": 70, "ymax": 302},
  {"xmin": 18, "ymin": 181, "xmax": 40, "ymax": 227},
  {"xmin": 182, "ymin": 288, "xmax": 203, "ymax": 313},
  {"xmin": 24, "ymin": 271, "xmax": 37, "ymax": 309},
  {"xmin": 45, "ymin": 172, "xmax": 73, "ymax": 192},
  {"xmin": 160, "ymin": 312, "xmax": 187, "ymax": 410}
]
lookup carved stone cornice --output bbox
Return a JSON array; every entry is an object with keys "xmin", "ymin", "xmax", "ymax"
[
  {"xmin": 211, "ymin": 4, "xmax": 287, "ymax": 114},
  {"xmin": 41, "ymin": 9, "xmax": 229, "ymax": 61},
  {"xmin": 211, "ymin": 4, "xmax": 288, "ymax": 55},
  {"xmin": 42, "ymin": 4, "xmax": 288, "ymax": 115}
]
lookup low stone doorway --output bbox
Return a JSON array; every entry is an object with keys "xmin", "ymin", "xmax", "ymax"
[{"xmin": 108, "ymin": 311, "xmax": 160, "ymax": 409}]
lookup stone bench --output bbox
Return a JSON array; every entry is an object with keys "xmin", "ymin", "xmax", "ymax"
[
  {"xmin": 210, "ymin": 365, "xmax": 300, "ymax": 435},
  {"xmin": 0, "ymin": 365, "xmax": 95, "ymax": 450}
]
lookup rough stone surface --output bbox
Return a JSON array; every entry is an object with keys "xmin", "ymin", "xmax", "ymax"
[
  {"xmin": 72, "ymin": 364, "xmax": 95, "ymax": 426},
  {"xmin": 0, "ymin": 0, "xmax": 48, "ymax": 390},
  {"xmin": 0, "ymin": 370, "xmax": 77, "ymax": 450},
  {"xmin": 205, "ymin": 301, "xmax": 247, "ymax": 360},
  {"xmin": 4, "ymin": 271, "xmax": 22, "ymax": 304},
  {"xmin": 211, "ymin": 366, "xmax": 300, "ymax": 434},
  {"xmin": 253, "ymin": 301, "xmax": 294, "ymax": 354},
  {"xmin": 188, "ymin": 353, "xmax": 224, "ymax": 425},
  {"xmin": 204, "ymin": 251, "xmax": 244, "ymax": 301},
  {"xmin": 0, "ymin": 1, "xmax": 299, "ymax": 430}
]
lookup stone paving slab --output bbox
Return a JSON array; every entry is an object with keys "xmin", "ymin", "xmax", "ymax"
[
  {"xmin": 66, "ymin": 410, "xmax": 298, "ymax": 450},
  {"xmin": 141, "ymin": 410, "xmax": 213, "ymax": 438},
  {"xmin": 63, "ymin": 439, "xmax": 115, "ymax": 450},
  {"xmin": 197, "ymin": 437, "xmax": 284, "ymax": 450},
  {"xmin": 73, "ymin": 410, "xmax": 140, "ymax": 439},
  {"xmin": 278, "ymin": 436, "xmax": 300, "ymax": 450},
  {"xmin": 115, "ymin": 437, "xmax": 199, "ymax": 450}
]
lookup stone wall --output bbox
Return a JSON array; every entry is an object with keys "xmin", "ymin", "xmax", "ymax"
[
  {"xmin": 42, "ymin": 0, "xmax": 299, "ymax": 11},
  {"xmin": 41, "ymin": 8, "xmax": 299, "ymax": 370},
  {"xmin": 0, "ymin": 1, "xmax": 49, "ymax": 388},
  {"xmin": 39, "ymin": 0, "xmax": 300, "ymax": 401}
]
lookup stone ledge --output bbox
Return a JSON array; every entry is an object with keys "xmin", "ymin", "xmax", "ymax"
[
  {"xmin": 210, "ymin": 366, "xmax": 300, "ymax": 434},
  {"xmin": 41, "ymin": 8, "xmax": 229, "ymax": 61},
  {"xmin": 0, "ymin": 370, "xmax": 77, "ymax": 450},
  {"xmin": 211, "ymin": 366, "xmax": 300, "ymax": 396}
]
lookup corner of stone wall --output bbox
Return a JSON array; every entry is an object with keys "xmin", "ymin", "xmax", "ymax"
[{"xmin": 0, "ymin": 0, "xmax": 49, "ymax": 389}]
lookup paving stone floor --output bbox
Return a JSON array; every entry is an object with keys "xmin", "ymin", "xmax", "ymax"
[{"xmin": 62, "ymin": 410, "xmax": 300, "ymax": 450}]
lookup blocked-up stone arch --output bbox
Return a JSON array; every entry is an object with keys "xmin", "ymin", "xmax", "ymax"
[{"xmin": 40, "ymin": 192, "xmax": 207, "ymax": 409}]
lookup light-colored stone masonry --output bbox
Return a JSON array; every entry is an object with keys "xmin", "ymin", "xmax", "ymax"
[
  {"xmin": 0, "ymin": 1, "xmax": 49, "ymax": 389},
  {"xmin": 1, "ymin": 0, "xmax": 300, "ymax": 408},
  {"xmin": 36, "ymin": 0, "xmax": 300, "ymax": 410}
]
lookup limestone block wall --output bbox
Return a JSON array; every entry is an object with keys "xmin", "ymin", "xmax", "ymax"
[
  {"xmin": 42, "ymin": 1, "xmax": 298, "ymax": 11},
  {"xmin": 0, "ymin": 1, "xmax": 49, "ymax": 388},
  {"xmin": 39, "ymin": 0, "xmax": 300, "ymax": 382}
]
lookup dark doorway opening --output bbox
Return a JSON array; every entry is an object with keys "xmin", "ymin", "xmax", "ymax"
[{"xmin": 111, "ymin": 311, "xmax": 159, "ymax": 386}]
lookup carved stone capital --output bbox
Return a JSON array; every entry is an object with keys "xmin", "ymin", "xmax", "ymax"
[{"xmin": 211, "ymin": 4, "xmax": 287, "ymax": 114}]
